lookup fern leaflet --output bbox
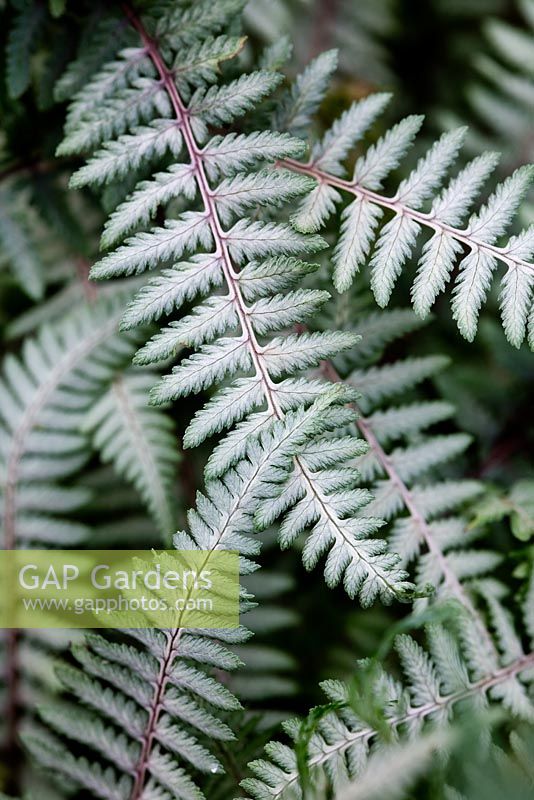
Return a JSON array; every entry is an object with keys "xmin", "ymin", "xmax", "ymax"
[{"xmin": 279, "ymin": 68, "xmax": 534, "ymax": 348}]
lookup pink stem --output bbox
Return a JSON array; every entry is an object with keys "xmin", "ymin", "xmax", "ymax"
[{"xmin": 282, "ymin": 157, "xmax": 534, "ymax": 276}]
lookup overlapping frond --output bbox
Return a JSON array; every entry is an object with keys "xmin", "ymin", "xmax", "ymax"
[
  {"xmin": 320, "ymin": 312, "xmax": 522, "ymax": 654},
  {"xmin": 243, "ymin": 583, "xmax": 534, "ymax": 799},
  {"xmin": 279, "ymin": 71, "xmax": 534, "ymax": 348},
  {"xmin": 25, "ymin": 390, "xmax": 356, "ymax": 800},
  {"xmin": 0, "ymin": 297, "xmax": 144, "ymax": 773},
  {"xmin": 58, "ymin": 1, "xmax": 410, "ymax": 605},
  {"xmin": 347, "ymin": 352, "xmax": 487, "ymax": 593},
  {"xmin": 292, "ymin": 302, "xmax": 531, "ymax": 718}
]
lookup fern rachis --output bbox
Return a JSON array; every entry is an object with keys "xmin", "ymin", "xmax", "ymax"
[
  {"xmin": 285, "ymin": 154, "xmax": 532, "ymax": 281},
  {"xmin": 240, "ymin": 314, "xmax": 534, "ymax": 798},
  {"xmin": 0, "ymin": 292, "xmax": 181, "ymax": 780}
]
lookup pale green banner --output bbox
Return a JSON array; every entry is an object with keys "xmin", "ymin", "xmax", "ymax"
[{"xmin": 0, "ymin": 550, "xmax": 239, "ymax": 629}]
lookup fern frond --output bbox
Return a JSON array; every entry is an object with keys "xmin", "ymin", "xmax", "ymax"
[
  {"xmin": 0, "ymin": 290, "xmax": 178, "ymax": 769},
  {"xmin": 334, "ymin": 729, "xmax": 452, "ymax": 800},
  {"xmin": 58, "ymin": 3, "xmax": 410, "ymax": 605},
  {"xmin": 25, "ymin": 391, "xmax": 354, "ymax": 800},
  {"xmin": 281, "ymin": 78, "xmax": 534, "ymax": 348},
  {"xmin": 242, "ymin": 590, "xmax": 534, "ymax": 800},
  {"xmin": 317, "ymin": 312, "xmax": 517, "ymax": 678}
]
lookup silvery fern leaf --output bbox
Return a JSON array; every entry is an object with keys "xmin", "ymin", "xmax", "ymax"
[
  {"xmin": 58, "ymin": 77, "xmax": 172, "ymax": 155},
  {"xmin": 280, "ymin": 70, "xmax": 534, "ymax": 348},
  {"xmin": 70, "ymin": 120, "xmax": 185, "ymax": 189},
  {"xmin": 92, "ymin": 212, "xmax": 213, "ymax": 279},
  {"xmin": 188, "ymin": 71, "xmax": 283, "ymax": 137},
  {"xmin": 172, "ymin": 35, "xmax": 247, "ymax": 92},
  {"xmin": 352, "ymin": 115, "xmax": 424, "ymax": 191},
  {"xmin": 134, "ymin": 295, "xmax": 238, "ymax": 361},
  {"xmin": 63, "ymin": 47, "xmax": 155, "ymax": 133},
  {"xmin": 242, "ymin": 598, "xmax": 534, "ymax": 800},
  {"xmin": 315, "ymin": 311, "xmax": 519, "ymax": 687},
  {"xmin": 330, "ymin": 197, "xmax": 383, "ymax": 287},
  {"xmin": 202, "ymin": 132, "xmax": 305, "ymax": 181},
  {"xmin": 211, "ymin": 170, "xmax": 314, "ymax": 227},
  {"xmin": 25, "ymin": 391, "xmax": 362, "ymax": 800},
  {"xmin": 102, "ymin": 164, "xmax": 198, "ymax": 248},
  {"xmin": 310, "ymin": 92, "xmax": 392, "ymax": 177},
  {"xmin": 154, "ymin": 0, "xmax": 248, "ymax": 43},
  {"xmin": 121, "ymin": 255, "xmax": 225, "ymax": 328},
  {"xmin": 0, "ymin": 297, "xmax": 146, "ymax": 776},
  {"xmin": 369, "ymin": 215, "xmax": 421, "ymax": 307},
  {"xmin": 291, "ymin": 182, "xmax": 343, "ymax": 234},
  {"xmin": 57, "ymin": 1, "xmax": 408, "ymax": 606}
]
